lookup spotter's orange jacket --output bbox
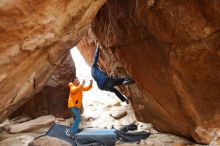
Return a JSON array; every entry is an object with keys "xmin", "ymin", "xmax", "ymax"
[{"xmin": 68, "ymin": 82, "xmax": 92, "ymax": 108}]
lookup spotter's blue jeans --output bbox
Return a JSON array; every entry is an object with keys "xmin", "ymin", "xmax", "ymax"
[{"xmin": 70, "ymin": 107, "xmax": 80, "ymax": 134}]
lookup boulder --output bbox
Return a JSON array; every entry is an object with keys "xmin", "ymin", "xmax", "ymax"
[
  {"xmin": 0, "ymin": 132, "xmax": 41, "ymax": 141},
  {"xmin": 105, "ymin": 101, "xmax": 121, "ymax": 109},
  {"xmin": 0, "ymin": 135, "xmax": 34, "ymax": 146},
  {"xmin": 110, "ymin": 108, "xmax": 127, "ymax": 119},
  {"xmin": 77, "ymin": 0, "xmax": 220, "ymax": 143},
  {"xmin": 9, "ymin": 115, "xmax": 55, "ymax": 133},
  {"xmin": 10, "ymin": 54, "xmax": 76, "ymax": 119},
  {"xmin": 0, "ymin": 0, "xmax": 107, "ymax": 122},
  {"xmin": 0, "ymin": 119, "xmax": 11, "ymax": 130},
  {"xmin": 28, "ymin": 136, "xmax": 71, "ymax": 146},
  {"xmin": 11, "ymin": 116, "xmax": 32, "ymax": 124},
  {"xmin": 210, "ymin": 137, "xmax": 220, "ymax": 146},
  {"xmin": 192, "ymin": 127, "xmax": 220, "ymax": 144}
]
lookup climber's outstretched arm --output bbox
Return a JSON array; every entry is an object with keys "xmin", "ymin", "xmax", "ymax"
[{"xmin": 92, "ymin": 47, "xmax": 99, "ymax": 67}]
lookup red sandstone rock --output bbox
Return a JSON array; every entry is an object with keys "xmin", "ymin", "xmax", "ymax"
[
  {"xmin": 0, "ymin": 0, "xmax": 220, "ymax": 144},
  {"xmin": 77, "ymin": 0, "xmax": 220, "ymax": 144},
  {"xmin": 0, "ymin": 0, "xmax": 106, "ymax": 122},
  {"xmin": 9, "ymin": 115, "xmax": 55, "ymax": 134},
  {"xmin": 29, "ymin": 136, "xmax": 71, "ymax": 146},
  {"xmin": 10, "ymin": 54, "xmax": 77, "ymax": 119}
]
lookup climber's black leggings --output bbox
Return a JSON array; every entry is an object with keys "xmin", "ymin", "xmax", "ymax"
[{"xmin": 103, "ymin": 77, "xmax": 127, "ymax": 102}]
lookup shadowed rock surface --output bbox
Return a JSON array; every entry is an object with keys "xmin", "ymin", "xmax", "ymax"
[
  {"xmin": 0, "ymin": 0, "xmax": 106, "ymax": 122},
  {"xmin": 28, "ymin": 136, "xmax": 71, "ymax": 146},
  {"xmin": 10, "ymin": 54, "xmax": 76, "ymax": 119},
  {"xmin": 77, "ymin": 0, "xmax": 220, "ymax": 143},
  {"xmin": 0, "ymin": 0, "xmax": 220, "ymax": 144}
]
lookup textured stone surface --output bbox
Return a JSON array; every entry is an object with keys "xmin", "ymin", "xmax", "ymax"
[
  {"xmin": 110, "ymin": 108, "xmax": 127, "ymax": 119},
  {"xmin": 9, "ymin": 115, "xmax": 55, "ymax": 133},
  {"xmin": 77, "ymin": 0, "xmax": 220, "ymax": 144},
  {"xmin": 210, "ymin": 137, "xmax": 220, "ymax": 146},
  {"xmin": 10, "ymin": 54, "xmax": 76, "ymax": 119},
  {"xmin": 29, "ymin": 136, "xmax": 71, "ymax": 146},
  {"xmin": 0, "ymin": 135, "xmax": 34, "ymax": 146},
  {"xmin": 11, "ymin": 116, "xmax": 32, "ymax": 124},
  {"xmin": 0, "ymin": 0, "xmax": 106, "ymax": 122},
  {"xmin": 192, "ymin": 127, "xmax": 220, "ymax": 145}
]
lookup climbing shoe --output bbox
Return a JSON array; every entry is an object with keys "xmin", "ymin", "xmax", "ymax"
[
  {"xmin": 65, "ymin": 128, "xmax": 75, "ymax": 139},
  {"xmin": 125, "ymin": 99, "xmax": 129, "ymax": 104},
  {"xmin": 122, "ymin": 79, "xmax": 135, "ymax": 85}
]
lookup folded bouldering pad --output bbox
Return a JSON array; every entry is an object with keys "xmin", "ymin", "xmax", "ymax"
[{"xmin": 115, "ymin": 130, "xmax": 150, "ymax": 142}]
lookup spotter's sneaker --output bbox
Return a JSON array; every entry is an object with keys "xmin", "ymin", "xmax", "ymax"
[{"xmin": 65, "ymin": 129, "xmax": 75, "ymax": 139}]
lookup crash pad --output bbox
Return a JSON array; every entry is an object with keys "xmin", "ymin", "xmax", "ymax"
[
  {"xmin": 44, "ymin": 124, "xmax": 116, "ymax": 146},
  {"xmin": 36, "ymin": 123, "xmax": 150, "ymax": 146}
]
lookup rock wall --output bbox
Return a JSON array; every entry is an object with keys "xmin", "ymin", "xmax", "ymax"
[
  {"xmin": 77, "ymin": 0, "xmax": 220, "ymax": 144},
  {"xmin": 10, "ymin": 54, "xmax": 76, "ymax": 119},
  {"xmin": 0, "ymin": 0, "xmax": 106, "ymax": 122}
]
